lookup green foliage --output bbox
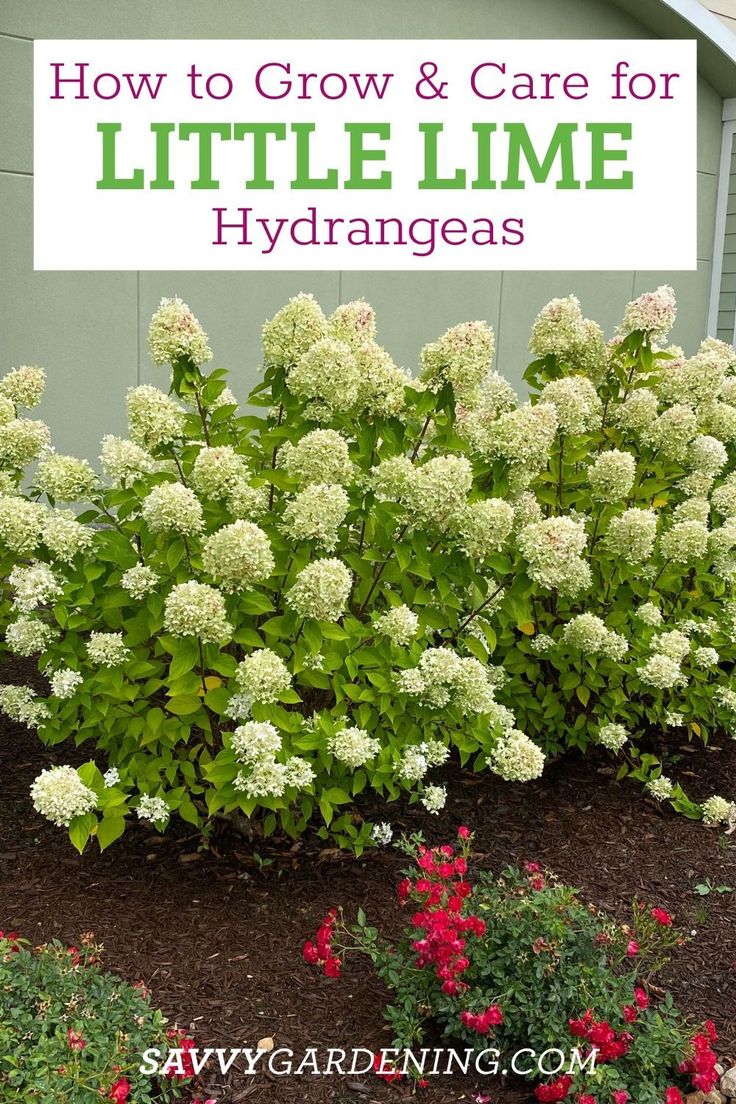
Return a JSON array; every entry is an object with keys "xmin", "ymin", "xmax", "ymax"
[
  {"xmin": 312, "ymin": 834, "xmax": 716, "ymax": 1103},
  {"xmin": 0, "ymin": 933, "xmax": 184, "ymax": 1103}
]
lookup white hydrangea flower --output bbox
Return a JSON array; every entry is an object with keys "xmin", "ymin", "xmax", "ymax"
[
  {"xmin": 6, "ymin": 616, "xmax": 55, "ymax": 656},
  {"xmin": 398, "ymin": 745, "xmax": 429, "ymax": 783},
  {"xmin": 148, "ymin": 296, "xmax": 212, "ymax": 367},
  {"xmin": 672, "ymin": 498, "xmax": 710, "ymax": 524},
  {"xmin": 227, "ymin": 479, "xmax": 269, "ymax": 521},
  {"xmin": 374, "ymin": 605, "xmax": 420, "ymax": 646},
  {"xmin": 286, "ymin": 558, "xmax": 352, "ymax": 622},
  {"xmin": 488, "ymin": 730, "xmax": 546, "ymax": 782},
  {"xmin": 637, "ymin": 653, "xmax": 681, "ymax": 690},
  {"xmin": 530, "ymin": 633, "xmax": 556, "ymax": 655},
  {"xmin": 236, "ymin": 649, "xmax": 291, "ymax": 704},
  {"xmin": 35, "ymin": 453, "xmax": 97, "ymax": 502},
  {"xmin": 136, "ymin": 793, "xmax": 170, "ymax": 825},
  {"xmin": 282, "ymin": 483, "xmax": 349, "ymax": 549},
  {"xmin": 371, "ymin": 822, "xmax": 393, "ymax": 845},
  {"xmin": 99, "ymin": 435, "xmax": 156, "ymax": 483},
  {"xmin": 103, "ymin": 767, "xmax": 120, "ymax": 787},
  {"xmin": 598, "ymin": 723, "xmax": 629, "ymax": 752},
  {"xmin": 0, "ymin": 684, "xmax": 50, "ymax": 727},
  {"xmin": 371, "ymin": 455, "xmax": 416, "ymax": 501},
  {"xmin": 713, "ymin": 474, "xmax": 736, "ymax": 518},
  {"xmin": 282, "ymin": 428, "xmax": 353, "ymax": 487},
  {"xmin": 120, "ymin": 564, "xmax": 159, "ymax": 600},
  {"xmin": 163, "ymin": 581, "xmax": 232, "ymax": 643},
  {"xmin": 701, "ymin": 795, "xmax": 735, "ymax": 827},
  {"xmin": 716, "ymin": 686, "xmax": 736, "ymax": 713},
  {"xmin": 420, "ymin": 320, "xmax": 495, "ymax": 406},
  {"xmin": 511, "ymin": 491, "xmax": 544, "ymax": 530},
  {"xmin": 529, "ymin": 295, "xmax": 584, "ymax": 357},
  {"xmin": 327, "ymin": 726, "xmax": 380, "ymax": 769},
  {"xmin": 562, "ymin": 613, "xmax": 609, "ymax": 653},
  {"xmin": 538, "ymin": 376, "xmax": 602, "ymax": 435},
  {"xmin": 614, "ymin": 386, "xmax": 660, "ymax": 434},
  {"xmin": 603, "ymin": 508, "xmax": 657, "ymax": 564},
  {"xmin": 457, "ymin": 498, "xmax": 514, "ymax": 560},
  {"xmin": 262, "ymin": 293, "xmax": 327, "ymax": 371},
  {"xmin": 689, "ymin": 435, "xmax": 728, "ymax": 477},
  {"xmin": 126, "ymin": 385, "xmax": 186, "ymax": 451},
  {"xmin": 678, "ymin": 471, "xmax": 714, "ymax": 498},
  {"xmin": 141, "ymin": 482, "xmax": 204, "ymax": 536},
  {"xmin": 652, "ymin": 630, "xmax": 691, "ymax": 662},
  {"xmin": 223, "ymin": 691, "xmax": 253, "ymax": 721},
  {"xmin": 353, "ymin": 342, "xmax": 412, "ymax": 417},
  {"xmin": 421, "ymin": 784, "xmax": 447, "ymax": 815},
  {"xmin": 235, "ymin": 759, "xmax": 288, "ymax": 799},
  {"xmin": 620, "ymin": 285, "xmax": 676, "ymax": 340},
  {"xmin": 665, "ymin": 711, "xmax": 685, "ymax": 727},
  {"xmin": 0, "ymin": 364, "xmax": 46, "ymax": 408},
  {"xmin": 50, "ymin": 668, "xmax": 84, "ymax": 700},
  {"xmin": 87, "ymin": 631, "xmax": 130, "ymax": 668},
  {"xmin": 643, "ymin": 404, "xmax": 698, "ymax": 462},
  {"xmin": 328, "ymin": 299, "xmax": 376, "ymax": 347},
  {"xmin": 646, "ymin": 775, "xmax": 674, "ymax": 801},
  {"xmin": 404, "ymin": 455, "xmax": 473, "ymax": 530},
  {"xmin": 31, "ymin": 765, "xmax": 97, "ymax": 827},
  {"xmin": 287, "ymin": 337, "xmax": 361, "ymax": 413},
  {"xmin": 636, "ymin": 602, "xmax": 664, "ymax": 627},
  {"xmin": 9, "ymin": 562, "xmax": 61, "ymax": 613},
  {"xmin": 0, "ymin": 418, "xmax": 51, "ymax": 466},
  {"xmin": 587, "ymin": 450, "xmax": 636, "ymax": 502},
  {"xmin": 231, "ymin": 720, "xmax": 282, "ymax": 763},
  {"xmin": 191, "ymin": 445, "xmax": 249, "ymax": 500},
  {"xmin": 202, "ymin": 520, "xmax": 274, "ymax": 591},
  {"xmin": 694, "ymin": 646, "xmax": 719, "ymax": 669},
  {"xmin": 455, "ymin": 375, "xmax": 518, "ymax": 455},
  {"xmin": 283, "ymin": 756, "xmax": 315, "ymax": 790},
  {"xmin": 41, "ymin": 510, "xmax": 93, "ymax": 563},
  {"xmin": 490, "ymin": 403, "xmax": 558, "ymax": 476},
  {"xmin": 660, "ymin": 520, "xmax": 709, "ymax": 564},
  {"xmin": 517, "ymin": 515, "xmax": 589, "ymax": 594}
]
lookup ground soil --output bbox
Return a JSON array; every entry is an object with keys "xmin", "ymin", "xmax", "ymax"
[{"xmin": 1, "ymin": 656, "xmax": 735, "ymax": 1104}]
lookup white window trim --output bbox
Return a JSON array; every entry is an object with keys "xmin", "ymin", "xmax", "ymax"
[{"xmin": 708, "ymin": 101, "xmax": 736, "ymax": 342}]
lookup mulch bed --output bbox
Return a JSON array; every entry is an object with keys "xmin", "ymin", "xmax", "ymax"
[{"xmin": 1, "ymin": 655, "xmax": 736, "ymax": 1103}]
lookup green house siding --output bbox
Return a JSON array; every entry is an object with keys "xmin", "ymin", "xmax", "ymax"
[{"xmin": 0, "ymin": 0, "xmax": 728, "ymax": 459}]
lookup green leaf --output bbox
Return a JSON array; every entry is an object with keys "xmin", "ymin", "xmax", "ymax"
[{"xmin": 97, "ymin": 815, "xmax": 126, "ymax": 851}]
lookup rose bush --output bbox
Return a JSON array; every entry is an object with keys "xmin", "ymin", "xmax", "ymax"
[
  {"xmin": 303, "ymin": 829, "xmax": 719, "ymax": 1104},
  {"xmin": 2, "ymin": 287, "xmax": 736, "ymax": 851},
  {"xmin": 0, "ymin": 931, "xmax": 196, "ymax": 1103}
]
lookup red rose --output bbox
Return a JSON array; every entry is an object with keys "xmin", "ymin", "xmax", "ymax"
[
  {"xmin": 626, "ymin": 941, "xmax": 639, "ymax": 957},
  {"xmin": 109, "ymin": 1078, "xmax": 131, "ymax": 1103},
  {"xmin": 373, "ymin": 1054, "xmax": 402, "ymax": 1083},
  {"xmin": 651, "ymin": 907, "xmax": 673, "ymax": 926},
  {"xmin": 323, "ymin": 956, "xmax": 342, "ymax": 978},
  {"xmin": 458, "ymin": 826, "xmax": 471, "ymax": 839},
  {"xmin": 634, "ymin": 987, "xmax": 649, "ymax": 1009},
  {"xmin": 302, "ymin": 941, "xmax": 319, "ymax": 965},
  {"xmin": 612, "ymin": 1092, "xmax": 629, "ymax": 1104},
  {"xmin": 622, "ymin": 1006, "xmax": 637, "ymax": 1023},
  {"xmin": 664, "ymin": 1089, "xmax": 684, "ymax": 1104}
]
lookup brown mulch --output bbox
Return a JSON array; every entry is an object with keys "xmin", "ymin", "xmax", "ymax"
[{"xmin": 1, "ymin": 656, "xmax": 736, "ymax": 1104}]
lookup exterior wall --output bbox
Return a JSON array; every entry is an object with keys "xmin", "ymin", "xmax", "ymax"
[{"xmin": 0, "ymin": 0, "xmax": 724, "ymax": 459}]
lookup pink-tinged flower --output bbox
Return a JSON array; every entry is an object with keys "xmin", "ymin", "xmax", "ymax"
[
  {"xmin": 302, "ymin": 941, "xmax": 319, "ymax": 965},
  {"xmin": 622, "ymin": 1005, "xmax": 637, "ymax": 1023},
  {"xmin": 612, "ymin": 1092, "xmax": 629, "ymax": 1104},
  {"xmin": 323, "ymin": 956, "xmax": 342, "ymax": 978},
  {"xmin": 664, "ymin": 1089, "xmax": 684, "ymax": 1104},
  {"xmin": 109, "ymin": 1079, "xmax": 131, "ymax": 1104},
  {"xmin": 578, "ymin": 1096, "xmax": 597, "ymax": 1104},
  {"xmin": 634, "ymin": 987, "xmax": 649, "ymax": 1010},
  {"xmin": 626, "ymin": 940, "xmax": 639, "ymax": 957},
  {"xmin": 458, "ymin": 826, "xmax": 471, "ymax": 839},
  {"xmin": 525, "ymin": 861, "xmax": 542, "ymax": 873},
  {"xmin": 704, "ymin": 1019, "xmax": 718, "ymax": 1043},
  {"xmin": 651, "ymin": 907, "xmax": 673, "ymax": 927},
  {"xmin": 66, "ymin": 1028, "xmax": 86, "ymax": 1050}
]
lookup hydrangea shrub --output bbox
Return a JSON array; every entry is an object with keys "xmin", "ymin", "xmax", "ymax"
[
  {"xmin": 3, "ymin": 287, "xmax": 736, "ymax": 851},
  {"xmin": 303, "ymin": 830, "xmax": 719, "ymax": 1103}
]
